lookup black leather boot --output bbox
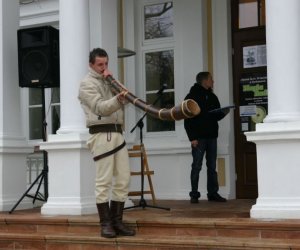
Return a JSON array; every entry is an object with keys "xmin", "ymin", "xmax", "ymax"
[
  {"xmin": 110, "ymin": 200, "xmax": 136, "ymax": 236},
  {"xmin": 96, "ymin": 202, "xmax": 116, "ymax": 238}
]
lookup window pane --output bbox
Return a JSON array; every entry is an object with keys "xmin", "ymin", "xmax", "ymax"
[
  {"xmin": 145, "ymin": 50, "xmax": 174, "ymax": 91},
  {"xmin": 145, "ymin": 50, "xmax": 174, "ymax": 132},
  {"xmin": 29, "ymin": 107, "xmax": 42, "ymax": 140},
  {"xmin": 239, "ymin": 0, "xmax": 258, "ymax": 28},
  {"xmin": 28, "ymin": 88, "xmax": 60, "ymax": 139},
  {"xmin": 51, "ymin": 105, "xmax": 60, "ymax": 134},
  {"xmin": 51, "ymin": 87, "xmax": 60, "ymax": 103},
  {"xmin": 146, "ymin": 92, "xmax": 175, "ymax": 132},
  {"xmin": 29, "ymin": 88, "xmax": 42, "ymax": 105},
  {"xmin": 144, "ymin": 2, "xmax": 173, "ymax": 40}
]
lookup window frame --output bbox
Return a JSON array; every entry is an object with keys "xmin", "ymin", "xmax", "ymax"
[{"xmin": 140, "ymin": 0, "xmax": 176, "ymax": 134}]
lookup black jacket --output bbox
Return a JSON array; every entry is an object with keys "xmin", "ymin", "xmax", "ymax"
[{"xmin": 184, "ymin": 83, "xmax": 225, "ymax": 140}]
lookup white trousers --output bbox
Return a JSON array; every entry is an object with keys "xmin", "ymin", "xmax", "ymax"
[{"xmin": 87, "ymin": 132, "xmax": 130, "ymax": 203}]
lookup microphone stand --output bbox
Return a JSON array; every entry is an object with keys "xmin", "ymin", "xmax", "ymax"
[{"xmin": 124, "ymin": 87, "xmax": 170, "ymax": 211}]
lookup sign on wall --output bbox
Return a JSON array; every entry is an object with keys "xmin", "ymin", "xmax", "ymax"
[
  {"xmin": 239, "ymin": 72, "xmax": 268, "ymax": 132},
  {"xmin": 243, "ymin": 45, "xmax": 267, "ymax": 68}
]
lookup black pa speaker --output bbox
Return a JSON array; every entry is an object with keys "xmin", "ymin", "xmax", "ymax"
[{"xmin": 18, "ymin": 26, "xmax": 59, "ymax": 88}]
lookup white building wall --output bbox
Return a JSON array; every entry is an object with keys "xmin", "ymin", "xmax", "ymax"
[
  {"xmin": 211, "ymin": 0, "xmax": 235, "ymax": 199},
  {"xmin": 0, "ymin": 0, "xmax": 32, "ymax": 211},
  {"xmin": 19, "ymin": 0, "xmax": 59, "ymax": 28}
]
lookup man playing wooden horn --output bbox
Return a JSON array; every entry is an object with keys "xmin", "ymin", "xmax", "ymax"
[{"xmin": 78, "ymin": 48, "xmax": 135, "ymax": 238}]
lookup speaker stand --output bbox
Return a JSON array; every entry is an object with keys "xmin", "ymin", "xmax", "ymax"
[{"xmin": 9, "ymin": 87, "xmax": 48, "ymax": 213}]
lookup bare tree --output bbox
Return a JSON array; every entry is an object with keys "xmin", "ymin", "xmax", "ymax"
[{"xmin": 145, "ymin": 2, "xmax": 173, "ymax": 39}]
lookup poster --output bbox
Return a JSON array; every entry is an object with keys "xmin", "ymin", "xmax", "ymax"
[
  {"xmin": 239, "ymin": 72, "xmax": 268, "ymax": 132},
  {"xmin": 243, "ymin": 45, "xmax": 267, "ymax": 68}
]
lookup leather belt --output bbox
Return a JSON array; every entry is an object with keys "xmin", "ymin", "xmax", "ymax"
[
  {"xmin": 89, "ymin": 124, "xmax": 122, "ymax": 134},
  {"xmin": 93, "ymin": 141, "xmax": 126, "ymax": 161}
]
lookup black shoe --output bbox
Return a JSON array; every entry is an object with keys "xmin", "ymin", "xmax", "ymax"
[
  {"xmin": 190, "ymin": 197, "xmax": 199, "ymax": 204},
  {"xmin": 207, "ymin": 193, "xmax": 227, "ymax": 202}
]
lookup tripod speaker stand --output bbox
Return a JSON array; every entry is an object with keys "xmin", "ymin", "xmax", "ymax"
[
  {"xmin": 10, "ymin": 87, "xmax": 49, "ymax": 213},
  {"xmin": 124, "ymin": 87, "xmax": 170, "ymax": 211}
]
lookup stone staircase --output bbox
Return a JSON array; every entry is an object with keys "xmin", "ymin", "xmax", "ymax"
[{"xmin": 1, "ymin": 201, "xmax": 300, "ymax": 249}]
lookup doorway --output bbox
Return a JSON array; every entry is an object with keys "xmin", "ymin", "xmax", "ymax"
[{"xmin": 231, "ymin": 0, "xmax": 267, "ymax": 198}]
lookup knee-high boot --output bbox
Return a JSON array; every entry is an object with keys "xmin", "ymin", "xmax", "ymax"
[
  {"xmin": 96, "ymin": 202, "xmax": 116, "ymax": 238},
  {"xmin": 110, "ymin": 200, "xmax": 136, "ymax": 236}
]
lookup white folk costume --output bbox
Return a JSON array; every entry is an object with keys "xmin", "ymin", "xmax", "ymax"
[{"xmin": 78, "ymin": 66, "xmax": 134, "ymax": 238}]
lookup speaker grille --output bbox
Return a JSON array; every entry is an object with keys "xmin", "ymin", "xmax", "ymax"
[{"xmin": 22, "ymin": 50, "xmax": 49, "ymax": 84}]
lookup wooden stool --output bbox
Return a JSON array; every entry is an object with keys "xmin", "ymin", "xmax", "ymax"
[{"xmin": 128, "ymin": 144, "xmax": 156, "ymax": 205}]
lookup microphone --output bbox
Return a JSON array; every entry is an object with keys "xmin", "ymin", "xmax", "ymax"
[{"xmin": 157, "ymin": 83, "xmax": 168, "ymax": 95}]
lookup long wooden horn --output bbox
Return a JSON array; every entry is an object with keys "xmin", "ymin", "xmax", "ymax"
[{"xmin": 106, "ymin": 76, "xmax": 200, "ymax": 121}]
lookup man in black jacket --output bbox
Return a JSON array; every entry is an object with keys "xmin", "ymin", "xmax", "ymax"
[{"xmin": 184, "ymin": 72, "xmax": 229, "ymax": 203}]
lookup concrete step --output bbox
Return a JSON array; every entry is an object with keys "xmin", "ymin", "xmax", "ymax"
[
  {"xmin": 2, "ymin": 213, "xmax": 300, "ymax": 239},
  {"xmin": 0, "ymin": 232, "xmax": 300, "ymax": 249},
  {"xmin": 1, "ymin": 200, "xmax": 300, "ymax": 249}
]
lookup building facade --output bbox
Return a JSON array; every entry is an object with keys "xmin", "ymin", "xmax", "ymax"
[{"xmin": 0, "ymin": 0, "xmax": 298, "ymax": 219}]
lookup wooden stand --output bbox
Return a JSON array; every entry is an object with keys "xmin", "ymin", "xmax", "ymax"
[{"xmin": 128, "ymin": 144, "xmax": 156, "ymax": 205}]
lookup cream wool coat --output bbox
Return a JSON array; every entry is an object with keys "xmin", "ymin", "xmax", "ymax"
[
  {"xmin": 78, "ymin": 67, "xmax": 124, "ymax": 128},
  {"xmin": 78, "ymin": 68, "xmax": 130, "ymax": 203}
]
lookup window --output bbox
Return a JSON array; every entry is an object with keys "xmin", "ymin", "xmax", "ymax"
[
  {"xmin": 28, "ymin": 88, "xmax": 60, "ymax": 140},
  {"xmin": 145, "ymin": 50, "xmax": 175, "ymax": 132},
  {"xmin": 29, "ymin": 89, "xmax": 43, "ymax": 140},
  {"xmin": 239, "ymin": 0, "xmax": 265, "ymax": 29},
  {"xmin": 25, "ymin": 87, "xmax": 59, "ymax": 198},
  {"xmin": 142, "ymin": 1, "xmax": 175, "ymax": 132},
  {"xmin": 50, "ymin": 88, "xmax": 60, "ymax": 134},
  {"xmin": 144, "ymin": 2, "xmax": 173, "ymax": 40}
]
